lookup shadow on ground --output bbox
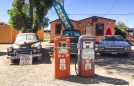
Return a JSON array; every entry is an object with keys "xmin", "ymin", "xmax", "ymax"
[
  {"xmin": 0, "ymin": 51, "xmax": 7, "ymax": 56},
  {"xmin": 33, "ymin": 48, "xmax": 53, "ymax": 65},
  {"xmin": 95, "ymin": 52, "xmax": 134, "ymax": 76},
  {"xmin": 59, "ymin": 74, "xmax": 129, "ymax": 85}
]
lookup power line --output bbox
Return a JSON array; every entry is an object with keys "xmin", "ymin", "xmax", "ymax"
[
  {"xmin": 0, "ymin": 15, "xmax": 8, "ymax": 19},
  {"xmin": 104, "ymin": 0, "xmax": 118, "ymax": 16},
  {"xmin": 0, "ymin": 10, "xmax": 7, "ymax": 12},
  {"xmin": 0, "ymin": 14, "xmax": 8, "ymax": 16},
  {"xmin": 67, "ymin": 13, "xmax": 134, "ymax": 16}
]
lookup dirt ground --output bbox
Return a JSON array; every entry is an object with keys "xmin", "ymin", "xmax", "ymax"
[{"xmin": 0, "ymin": 40, "xmax": 134, "ymax": 86}]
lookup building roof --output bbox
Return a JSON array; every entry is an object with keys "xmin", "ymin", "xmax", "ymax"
[
  {"xmin": 49, "ymin": 16, "xmax": 116, "ymax": 23},
  {"xmin": 49, "ymin": 19, "xmax": 79, "ymax": 23},
  {"xmin": 79, "ymin": 16, "xmax": 116, "ymax": 22},
  {"xmin": 0, "ymin": 22, "xmax": 10, "ymax": 26}
]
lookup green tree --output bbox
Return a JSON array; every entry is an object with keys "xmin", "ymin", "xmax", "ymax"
[
  {"xmin": 114, "ymin": 21, "xmax": 128, "ymax": 39},
  {"xmin": 8, "ymin": 0, "xmax": 64, "ymax": 33},
  {"xmin": 115, "ymin": 21, "xmax": 128, "ymax": 32}
]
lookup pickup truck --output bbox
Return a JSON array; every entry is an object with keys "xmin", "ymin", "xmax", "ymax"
[{"xmin": 62, "ymin": 30, "xmax": 81, "ymax": 55}]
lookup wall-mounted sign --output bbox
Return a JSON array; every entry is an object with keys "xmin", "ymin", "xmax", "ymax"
[{"xmin": 85, "ymin": 26, "xmax": 92, "ymax": 35}]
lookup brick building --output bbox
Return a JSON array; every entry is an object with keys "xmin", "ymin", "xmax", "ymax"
[{"xmin": 50, "ymin": 16, "xmax": 116, "ymax": 42}]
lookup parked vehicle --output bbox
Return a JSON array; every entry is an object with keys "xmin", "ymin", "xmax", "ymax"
[
  {"xmin": 53, "ymin": 2, "xmax": 81, "ymax": 55},
  {"xmin": 98, "ymin": 35, "xmax": 131, "ymax": 55},
  {"xmin": 126, "ymin": 29, "xmax": 134, "ymax": 44},
  {"xmin": 62, "ymin": 30, "xmax": 80, "ymax": 54},
  {"xmin": 7, "ymin": 33, "xmax": 42, "ymax": 63}
]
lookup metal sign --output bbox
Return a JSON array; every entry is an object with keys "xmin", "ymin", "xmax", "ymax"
[
  {"xmin": 85, "ymin": 26, "xmax": 92, "ymax": 35},
  {"xmin": 60, "ymin": 59, "xmax": 66, "ymax": 70},
  {"xmin": 52, "ymin": 2, "xmax": 74, "ymax": 30},
  {"xmin": 82, "ymin": 49, "xmax": 94, "ymax": 59},
  {"xmin": 19, "ymin": 54, "xmax": 32, "ymax": 65},
  {"xmin": 85, "ymin": 63, "xmax": 91, "ymax": 70}
]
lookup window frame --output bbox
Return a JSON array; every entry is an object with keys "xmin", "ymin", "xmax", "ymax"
[
  {"xmin": 55, "ymin": 24, "xmax": 62, "ymax": 34},
  {"xmin": 96, "ymin": 23, "xmax": 104, "ymax": 36}
]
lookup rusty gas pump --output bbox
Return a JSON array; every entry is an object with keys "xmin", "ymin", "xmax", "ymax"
[
  {"xmin": 75, "ymin": 35, "xmax": 95, "ymax": 77},
  {"xmin": 54, "ymin": 36, "xmax": 70, "ymax": 78}
]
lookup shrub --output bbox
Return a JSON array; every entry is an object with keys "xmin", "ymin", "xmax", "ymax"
[{"xmin": 115, "ymin": 29, "xmax": 126, "ymax": 39}]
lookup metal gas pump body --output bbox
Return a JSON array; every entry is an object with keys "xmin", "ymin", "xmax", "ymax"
[
  {"xmin": 54, "ymin": 36, "xmax": 70, "ymax": 78},
  {"xmin": 77, "ymin": 35, "xmax": 95, "ymax": 77}
]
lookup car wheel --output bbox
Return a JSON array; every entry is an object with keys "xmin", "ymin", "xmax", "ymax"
[
  {"xmin": 37, "ymin": 56, "xmax": 42, "ymax": 61},
  {"xmin": 10, "ymin": 59, "xmax": 14, "ymax": 63}
]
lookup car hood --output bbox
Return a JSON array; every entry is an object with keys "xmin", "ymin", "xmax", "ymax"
[
  {"xmin": 13, "ymin": 40, "xmax": 39, "ymax": 49},
  {"xmin": 100, "ymin": 41, "xmax": 130, "ymax": 47}
]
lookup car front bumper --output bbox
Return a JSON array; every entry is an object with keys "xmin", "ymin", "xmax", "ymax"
[
  {"xmin": 98, "ymin": 50, "xmax": 132, "ymax": 54},
  {"xmin": 7, "ymin": 49, "xmax": 42, "ymax": 59},
  {"xmin": 7, "ymin": 53, "xmax": 42, "ymax": 59}
]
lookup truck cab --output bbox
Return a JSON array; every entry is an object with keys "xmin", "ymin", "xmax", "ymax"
[{"xmin": 62, "ymin": 30, "xmax": 81, "ymax": 55}]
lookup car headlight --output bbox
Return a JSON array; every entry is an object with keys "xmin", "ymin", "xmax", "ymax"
[
  {"xmin": 7, "ymin": 47, "xmax": 13, "ymax": 52},
  {"xmin": 37, "ymin": 45, "xmax": 41, "ymax": 50},
  {"xmin": 125, "ymin": 47, "xmax": 127, "ymax": 50},
  {"xmin": 125, "ymin": 47, "xmax": 131, "ymax": 50},
  {"xmin": 101, "ymin": 47, "xmax": 104, "ymax": 49}
]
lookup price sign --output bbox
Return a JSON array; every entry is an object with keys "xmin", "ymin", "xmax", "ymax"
[
  {"xmin": 85, "ymin": 63, "xmax": 91, "ymax": 70},
  {"xmin": 19, "ymin": 54, "xmax": 32, "ymax": 65}
]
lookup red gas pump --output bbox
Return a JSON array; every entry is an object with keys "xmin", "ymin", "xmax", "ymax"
[
  {"xmin": 54, "ymin": 36, "xmax": 70, "ymax": 78},
  {"xmin": 75, "ymin": 35, "xmax": 95, "ymax": 77}
]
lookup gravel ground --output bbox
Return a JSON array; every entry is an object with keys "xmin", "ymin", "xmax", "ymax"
[{"xmin": 0, "ymin": 40, "xmax": 134, "ymax": 86}]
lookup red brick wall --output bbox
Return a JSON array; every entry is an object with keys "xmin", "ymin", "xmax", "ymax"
[
  {"xmin": 50, "ymin": 17, "xmax": 115, "ymax": 42},
  {"xmin": 50, "ymin": 20, "xmax": 78, "ymax": 42}
]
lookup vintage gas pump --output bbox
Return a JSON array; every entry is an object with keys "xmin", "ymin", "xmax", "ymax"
[
  {"xmin": 75, "ymin": 35, "xmax": 95, "ymax": 77},
  {"xmin": 54, "ymin": 36, "xmax": 70, "ymax": 78}
]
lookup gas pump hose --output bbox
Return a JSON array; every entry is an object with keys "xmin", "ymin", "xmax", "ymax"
[{"xmin": 75, "ymin": 54, "xmax": 79, "ymax": 76}]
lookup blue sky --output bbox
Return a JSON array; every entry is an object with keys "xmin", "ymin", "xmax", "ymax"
[{"xmin": 0, "ymin": 0, "xmax": 134, "ymax": 29}]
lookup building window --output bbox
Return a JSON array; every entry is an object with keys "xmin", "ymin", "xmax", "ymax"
[
  {"xmin": 96, "ymin": 23, "xmax": 104, "ymax": 35},
  {"xmin": 78, "ymin": 23, "xmax": 82, "ymax": 26},
  {"xmin": 108, "ymin": 20, "xmax": 111, "ymax": 23},
  {"xmin": 92, "ymin": 17, "xmax": 97, "ymax": 22},
  {"xmin": 55, "ymin": 24, "xmax": 62, "ymax": 34},
  {"xmin": 98, "ymin": 19, "xmax": 101, "ymax": 22}
]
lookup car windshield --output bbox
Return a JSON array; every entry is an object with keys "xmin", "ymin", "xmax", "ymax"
[
  {"xmin": 15, "ymin": 35, "xmax": 38, "ymax": 41},
  {"xmin": 101, "ymin": 36, "xmax": 124, "ymax": 41},
  {"xmin": 63, "ymin": 30, "xmax": 81, "ymax": 36}
]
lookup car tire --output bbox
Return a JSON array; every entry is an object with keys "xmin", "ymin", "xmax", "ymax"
[
  {"xmin": 10, "ymin": 59, "xmax": 14, "ymax": 63},
  {"xmin": 37, "ymin": 56, "xmax": 42, "ymax": 61}
]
